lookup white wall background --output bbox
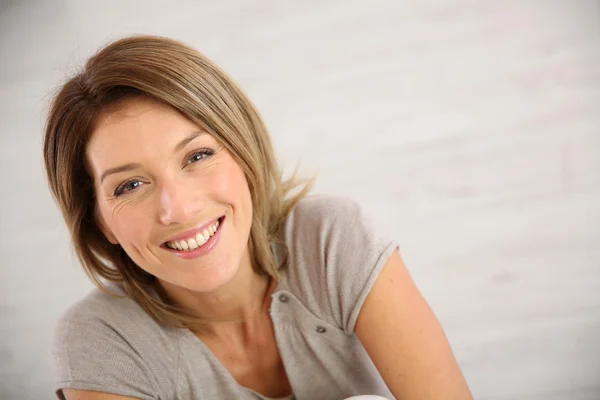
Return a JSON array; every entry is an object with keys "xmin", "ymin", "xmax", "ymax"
[{"xmin": 1, "ymin": 0, "xmax": 599, "ymax": 399}]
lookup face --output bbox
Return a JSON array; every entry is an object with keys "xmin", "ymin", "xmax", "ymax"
[{"xmin": 87, "ymin": 97, "xmax": 254, "ymax": 294}]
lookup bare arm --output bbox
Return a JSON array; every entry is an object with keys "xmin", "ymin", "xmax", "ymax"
[{"xmin": 355, "ymin": 250, "xmax": 473, "ymax": 399}]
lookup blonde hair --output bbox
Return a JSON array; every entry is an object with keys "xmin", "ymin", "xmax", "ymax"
[{"xmin": 43, "ymin": 35, "xmax": 312, "ymax": 328}]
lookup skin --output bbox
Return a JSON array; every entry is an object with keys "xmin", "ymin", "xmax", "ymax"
[
  {"xmin": 355, "ymin": 250, "xmax": 474, "ymax": 399},
  {"xmin": 64, "ymin": 97, "xmax": 473, "ymax": 399}
]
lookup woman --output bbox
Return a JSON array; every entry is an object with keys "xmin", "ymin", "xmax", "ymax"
[{"xmin": 44, "ymin": 35, "xmax": 472, "ymax": 400}]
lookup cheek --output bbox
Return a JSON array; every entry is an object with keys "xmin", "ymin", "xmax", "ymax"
[
  {"xmin": 228, "ymin": 164, "xmax": 252, "ymax": 212},
  {"xmin": 99, "ymin": 202, "xmax": 151, "ymax": 245},
  {"xmin": 209, "ymin": 158, "xmax": 251, "ymax": 202},
  {"xmin": 212, "ymin": 159, "xmax": 253, "ymax": 229}
]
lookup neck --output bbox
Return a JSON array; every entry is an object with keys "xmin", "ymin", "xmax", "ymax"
[{"xmin": 158, "ymin": 252, "xmax": 275, "ymax": 333}]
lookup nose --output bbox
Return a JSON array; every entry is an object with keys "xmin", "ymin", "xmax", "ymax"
[{"xmin": 157, "ymin": 176, "xmax": 203, "ymax": 226}]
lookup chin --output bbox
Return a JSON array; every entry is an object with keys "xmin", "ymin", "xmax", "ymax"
[{"xmin": 172, "ymin": 256, "xmax": 241, "ymax": 294}]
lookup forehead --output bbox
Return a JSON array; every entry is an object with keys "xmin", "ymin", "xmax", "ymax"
[
  {"xmin": 90, "ymin": 97, "xmax": 197, "ymax": 144},
  {"xmin": 86, "ymin": 98, "xmax": 203, "ymax": 168}
]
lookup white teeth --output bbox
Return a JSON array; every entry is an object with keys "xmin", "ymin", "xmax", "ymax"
[{"xmin": 166, "ymin": 219, "xmax": 221, "ymax": 251}]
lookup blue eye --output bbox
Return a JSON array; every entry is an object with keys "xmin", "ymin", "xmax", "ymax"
[
  {"xmin": 114, "ymin": 180, "xmax": 143, "ymax": 197},
  {"xmin": 186, "ymin": 149, "xmax": 214, "ymax": 165}
]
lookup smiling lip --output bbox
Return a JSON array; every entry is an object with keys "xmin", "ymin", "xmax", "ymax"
[
  {"xmin": 163, "ymin": 216, "xmax": 223, "ymax": 244},
  {"xmin": 162, "ymin": 216, "xmax": 224, "ymax": 259}
]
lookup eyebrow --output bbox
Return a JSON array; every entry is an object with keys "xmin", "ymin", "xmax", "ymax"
[
  {"xmin": 174, "ymin": 131, "xmax": 206, "ymax": 153},
  {"xmin": 98, "ymin": 131, "xmax": 206, "ymax": 184},
  {"xmin": 99, "ymin": 163, "xmax": 143, "ymax": 184}
]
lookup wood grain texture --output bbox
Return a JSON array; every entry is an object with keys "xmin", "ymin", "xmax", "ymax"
[{"xmin": 0, "ymin": 1, "xmax": 598, "ymax": 398}]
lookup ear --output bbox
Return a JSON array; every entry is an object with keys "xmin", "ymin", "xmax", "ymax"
[{"xmin": 95, "ymin": 209, "xmax": 118, "ymax": 245}]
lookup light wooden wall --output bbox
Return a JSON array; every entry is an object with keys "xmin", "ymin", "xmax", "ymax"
[{"xmin": 0, "ymin": 1, "xmax": 598, "ymax": 398}]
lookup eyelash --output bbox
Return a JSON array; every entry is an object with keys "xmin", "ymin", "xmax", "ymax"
[
  {"xmin": 184, "ymin": 148, "xmax": 215, "ymax": 166},
  {"xmin": 113, "ymin": 148, "xmax": 215, "ymax": 197}
]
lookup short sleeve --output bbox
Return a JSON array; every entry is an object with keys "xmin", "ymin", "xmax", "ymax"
[
  {"xmin": 287, "ymin": 195, "xmax": 399, "ymax": 334},
  {"xmin": 52, "ymin": 298, "xmax": 158, "ymax": 400}
]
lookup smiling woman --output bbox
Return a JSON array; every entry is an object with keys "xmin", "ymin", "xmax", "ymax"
[
  {"xmin": 87, "ymin": 98, "xmax": 257, "ymax": 297},
  {"xmin": 44, "ymin": 36, "xmax": 472, "ymax": 400}
]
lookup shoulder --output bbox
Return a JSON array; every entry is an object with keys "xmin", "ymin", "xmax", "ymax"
[
  {"xmin": 288, "ymin": 193, "xmax": 362, "ymax": 222},
  {"xmin": 285, "ymin": 193, "xmax": 390, "ymax": 257},
  {"xmin": 280, "ymin": 193, "xmax": 398, "ymax": 333},
  {"xmin": 52, "ymin": 284, "xmax": 173, "ymax": 396},
  {"xmin": 54, "ymin": 284, "xmax": 152, "ymax": 340},
  {"xmin": 286, "ymin": 193, "xmax": 372, "ymax": 238},
  {"xmin": 53, "ymin": 283, "xmax": 174, "ymax": 355}
]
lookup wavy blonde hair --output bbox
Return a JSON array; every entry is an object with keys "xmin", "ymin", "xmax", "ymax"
[{"xmin": 44, "ymin": 35, "xmax": 312, "ymax": 328}]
